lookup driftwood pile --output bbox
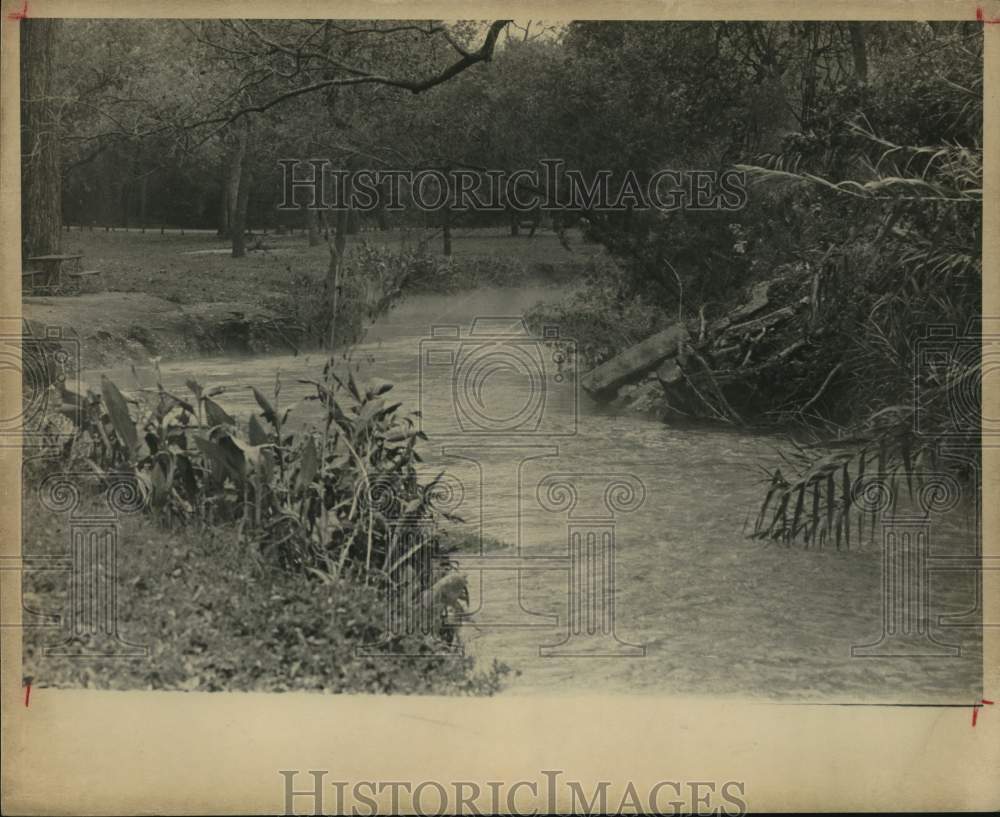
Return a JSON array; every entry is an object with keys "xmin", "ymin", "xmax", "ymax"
[{"xmin": 581, "ymin": 266, "xmax": 819, "ymax": 425}]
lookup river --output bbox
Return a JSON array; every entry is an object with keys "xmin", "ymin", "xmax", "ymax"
[{"xmin": 96, "ymin": 284, "xmax": 982, "ymax": 701}]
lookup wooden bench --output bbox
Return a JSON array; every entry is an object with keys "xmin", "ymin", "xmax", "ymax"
[
  {"xmin": 65, "ymin": 269, "xmax": 104, "ymax": 292},
  {"xmin": 22, "ymin": 268, "xmax": 57, "ymax": 295},
  {"xmin": 22, "ymin": 254, "xmax": 104, "ymax": 294},
  {"xmin": 24, "ymin": 254, "xmax": 84, "ymax": 294}
]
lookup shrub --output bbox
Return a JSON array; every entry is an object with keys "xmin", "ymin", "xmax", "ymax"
[
  {"xmin": 264, "ymin": 241, "xmax": 415, "ymax": 349},
  {"xmin": 265, "ymin": 242, "xmax": 573, "ymax": 347},
  {"xmin": 23, "ymin": 360, "xmax": 516, "ymax": 690},
  {"xmin": 402, "ymin": 248, "xmax": 533, "ymax": 293},
  {"xmin": 38, "ymin": 363, "xmax": 468, "ymax": 633}
]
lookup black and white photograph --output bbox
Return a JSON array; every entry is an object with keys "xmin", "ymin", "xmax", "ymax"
[{"xmin": 2, "ymin": 3, "xmax": 997, "ymax": 814}]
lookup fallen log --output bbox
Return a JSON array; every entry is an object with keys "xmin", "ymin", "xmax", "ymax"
[
  {"xmin": 581, "ymin": 323, "xmax": 689, "ymax": 397},
  {"xmin": 656, "ymin": 357, "xmax": 684, "ymax": 387},
  {"xmin": 581, "ymin": 269, "xmax": 811, "ymax": 412}
]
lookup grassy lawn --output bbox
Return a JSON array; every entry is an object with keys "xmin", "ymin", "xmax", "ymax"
[{"xmin": 55, "ymin": 226, "xmax": 602, "ymax": 306}]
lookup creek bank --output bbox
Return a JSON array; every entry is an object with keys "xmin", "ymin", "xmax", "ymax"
[{"xmin": 22, "ymin": 292, "xmax": 302, "ymax": 370}]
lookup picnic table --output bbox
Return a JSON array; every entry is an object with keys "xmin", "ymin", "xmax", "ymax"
[{"xmin": 23, "ymin": 254, "xmax": 102, "ymax": 295}]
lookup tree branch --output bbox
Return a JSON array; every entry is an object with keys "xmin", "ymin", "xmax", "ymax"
[{"xmin": 190, "ymin": 20, "xmax": 510, "ymax": 133}]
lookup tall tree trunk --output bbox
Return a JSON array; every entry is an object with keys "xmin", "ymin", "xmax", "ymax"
[
  {"xmin": 121, "ymin": 177, "xmax": 131, "ymax": 230},
  {"xmin": 20, "ymin": 19, "xmax": 61, "ymax": 260},
  {"xmin": 327, "ymin": 206, "xmax": 350, "ymax": 350},
  {"xmin": 230, "ymin": 120, "xmax": 251, "ymax": 258},
  {"xmin": 216, "ymin": 157, "xmax": 229, "ymax": 237},
  {"xmin": 442, "ymin": 209, "xmax": 452, "ymax": 256},
  {"xmin": 800, "ymin": 22, "xmax": 820, "ymax": 128},
  {"xmin": 848, "ymin": 23, "xmax": 868, "ymax": 83},
  {"xmin": 225, "ymin": 128, "xmax": 246, "ymax": 241},
  {"xmin": 306, "ymin": 208, "xmax": 321, "ymax": 246},
  {"xmin": 139, "ymin": 173, "xmax": 148, "ymax": 232},
  {"xmin": 231, "ymin": 171, "xmax": 251, "ymax": 258},
  {"xmin": 227, "ymin": 163, "xmax": 241, "ymax": 235},
  {"xmin": 333, "ymin": 208, "xmax": 349, "ymax": 273}
]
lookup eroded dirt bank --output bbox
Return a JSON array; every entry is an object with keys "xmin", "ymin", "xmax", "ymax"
[{"xmin": 22, "ymin": 292, "xmax": 297, "ymax": 369}]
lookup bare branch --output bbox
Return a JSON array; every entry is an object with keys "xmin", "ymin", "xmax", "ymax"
[{"xmin": 188, "ymin": 19, "xmax": 510, "ymax": 133}]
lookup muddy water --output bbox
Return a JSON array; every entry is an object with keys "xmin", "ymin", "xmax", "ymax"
[{"xmin": 96, "ymin": 284, "xmax": 982, "ymax": 701}]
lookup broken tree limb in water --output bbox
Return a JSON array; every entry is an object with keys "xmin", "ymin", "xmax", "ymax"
[
  {"xmin": 582, "ymin": 268, "xmax": 821, "ymax": 425},
  {"xmin": 580, "ymin": 323, "xmax": 689, "ymax": 396}
]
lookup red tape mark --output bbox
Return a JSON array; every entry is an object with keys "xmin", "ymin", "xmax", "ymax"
[
  {"xmin": 6, "ymin": 0, "xmax": 28, "ymax": 20},
  {"xmin": 972, "ymin": 699, "xmax": 993, "ymax": 726},
  {"xmin": 976, "ymin": 7, "xmax": 1000, "ymax": 23},
  {"xmin": 24, "ymin": 682, "xmax": 31, "ymax": 708}
]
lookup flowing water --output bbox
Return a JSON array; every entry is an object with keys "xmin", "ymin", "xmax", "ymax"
[{"xmin": 95, "ymin": 284, "xmax": 982, "ymax": 701}]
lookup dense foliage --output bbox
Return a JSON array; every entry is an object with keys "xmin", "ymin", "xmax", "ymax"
[
  {"xmin": 31, "ymin": 359, "xmax": 479, "ymax": 634},
  {"xmin": 21, "ymin": 490, "xmax": 509, "ymax": 694}
]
